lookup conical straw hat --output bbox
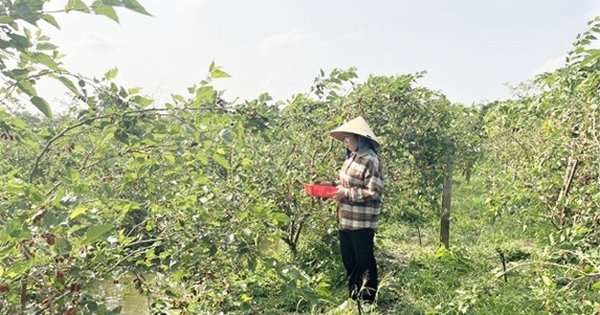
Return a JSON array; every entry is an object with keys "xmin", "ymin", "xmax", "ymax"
[{"xmin": 330, "ymin": 116, "xmax": 381, "ymax": 146}]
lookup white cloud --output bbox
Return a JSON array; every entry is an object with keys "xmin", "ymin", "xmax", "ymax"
[
  {"xmin": 74, "ymin": 32, "xmax": 119, "ymax": 53},
  {"xmin": 340, "ymin": 23, "xmax": 381, "ymax": 42},
  {"xmin": 529, "ymin": 56, "xmax": 565, "ymax": 77},
  {"xmin": 341, "ymin": 29, "xmax": 366, "ymax": 41},
  {"xmin": 258, "ymin": 29, "xmax": 314, "ymax": 54},
  {"xmin": 172, "ymin": 0, "xmax": 208, "ymax": 10}
]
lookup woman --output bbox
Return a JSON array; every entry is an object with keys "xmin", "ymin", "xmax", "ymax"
[{"xmin": 324, "ymin": 116, "xmax": 384, "ymax": 304}]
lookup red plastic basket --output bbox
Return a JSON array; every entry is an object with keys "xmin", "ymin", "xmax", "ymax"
[{"xmin": 304, "ymin": 184, "xmax": 337, "ymax": 198}]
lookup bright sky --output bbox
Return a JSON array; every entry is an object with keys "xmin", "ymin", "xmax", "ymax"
[{"xmin": 39, "ymin": 0, "xmax": 599, "ymax": 109}]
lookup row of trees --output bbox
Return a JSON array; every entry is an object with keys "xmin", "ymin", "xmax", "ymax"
[
  {"xmin": 478, "ymin": 17, "xmax": 600, "ymax": 314},
  {"xmin": 1, "ymin": 65, "xmax": 480, "ymax": 314},
  {"xmin": 0, "ymin": 3, "xmax": 479, "ymax": 313},
  {"xmin": 1, "ymin": 0, "xmax": 599, "ymax": 313}
]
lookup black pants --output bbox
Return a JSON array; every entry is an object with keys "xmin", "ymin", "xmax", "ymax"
[{"xmin": 339, "ymin": 228, "xmax": 378, "ymax": 302}]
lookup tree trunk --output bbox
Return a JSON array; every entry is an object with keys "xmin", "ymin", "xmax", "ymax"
[{"xmin": 440, "ymin": 164, "xmax": 453, "ymax": 249}]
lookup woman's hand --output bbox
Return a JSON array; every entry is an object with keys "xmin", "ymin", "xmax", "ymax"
[{"xmin": 334, "ymin": 186, "xmax": 348, "ymax": 200}]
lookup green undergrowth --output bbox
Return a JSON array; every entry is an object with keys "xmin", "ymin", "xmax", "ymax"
[
  {"xmin": 368, "ymin": 176, "xmax": 555, "ymax": 315},
  {"xmin": 263, "ymin": 175, "xmax": 581, "ymax": 315}
]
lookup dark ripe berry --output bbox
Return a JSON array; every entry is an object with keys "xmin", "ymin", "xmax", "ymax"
[
  {"xmin": 43, "ymin": 233, "xmax": 56, "ymax": 245},
  {"xmin": 55, "ymin": 270, "xmax": 64, "ymax": 280},
  {"xmin": 0, "ymin": 284, "xmax": 9, "ymax": 293}
]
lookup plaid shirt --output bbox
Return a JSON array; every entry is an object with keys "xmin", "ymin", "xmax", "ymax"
[{"xmin": 336, "ymin": 149, "xmax": 384, "ymax": 231}]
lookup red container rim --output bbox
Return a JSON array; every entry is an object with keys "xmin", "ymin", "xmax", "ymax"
[{"xmin": 304, "ymin": 184, "xmax": 337, "ymax": 198}]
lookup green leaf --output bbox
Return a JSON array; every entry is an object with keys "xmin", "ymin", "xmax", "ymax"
[
  {"xmin": 105, "ymin": 67, "xmax": 118, "ymax": 80},
  {"xmin": 9, "ymin": 68, "xmax": 30, "ymax": 80},
  {"xmin": 8, "ymin": 33, "xmax": 32, "ymax": 50},
  {"xmin": 0, "ymin": 265, "xmax": 3, "ymax": 277},
  {"xmin": 195, "ymin": 86, "xmax": 215, "ymax": 103},
  {"xmin": 7, "ymin": 178, "xmax": 27, "ymax": 193},
  {"xmin": 102, "ymin": 0, "xmax": 123, "ymax": 5},
  {"xmin": 172, "ymin": 94, "xmax": 184, "ymax": 102},
  {"xmin": 0, "ymin": 16, "xmax": 15, "ymax": 24},
  {"xmin": 40, "ymin": 14, "xmax": 60, "ymax": 29},
  {"xmin": 30, "ymin": 52, "xmax": 60, "ymax": 70},
  {"xmin": 5, "ymin": 261, "xmax": 33, "ymax": 278},
  {"xmin": 211, "ymin": 69, "xmax": 231, "ymax": 79},
  {"xmin": 56, "ymin": 76, "xmax": 80, "ymax": 95},
  {"xmin": 119, "ymin": 201, "xmax": 141, "ymax": 216},
  {"xmin": 70, "ymin": 206, "xmax": 86, "ymax": 219},
  {"xmin": 212, "ymin": 153, "xmax": 231, "ymax": 170},
  {"xmin": 131, "ymin": 95, "xmax": 153, "ymax": 108},
  {"xmin": 241, "ymin": 158, "xmax": 252, "ymax": 169},
  {"xmin": 0, "ymin": 39, "xmax": 9, "ymax": 49},
  {"xmin": 22, "ymin": 139, "xmax": 39, "ymax": 149},
  {"xmin": 196, "ymin": 152, "xmax": 209, "ymax": 165},
  {"xmin": 36, "ymin": 42, "xmax": 59, "ymax": 50},
  {"xmin": 81, "ymin": 224, "xmax": 113, "ymax": 245},
  {"xmin": 233, "ymin": 120, "xmax": 244, "ymax": 141},
  {"xmin": 92, "ymin": 4, "xmax": 120, "ymax": 22},
  {"xmin": 31, "ymin": 96, "xmax": 52, "ymax": 117},
  {"xmin": 122, "ymin": 0, "xmax": 152, "ymax": 16},
  {"xmin": 208, "ymin": 61, "xmax": 231, "ymax": 79},
  {"xmin": 10, "ymin": 118, "xmax": 27, "ymax": 129},
  {"xmin": 163, "ymin": 152, "xmax": 175, "ymax": 164},
  {"xmin": 64, "ymin": 168, "xmax": 81, "ymax": 185},
  {"xmin": 541, "ymin": 275, "xmax": 553, "ymax": 287},
  {"xmin": 51, "ymin": 188, "xmax": 66, "ymax": 206},
  {"xmin": 65, "ymin": 0, "xmax": 90, "ymax": 13},
  {"xmin": 16, "ymin": 80, "xmax": 37, "ymax": 97},
  {"xmin": 241, "ymin": 294, "xmax": 253, "ymax": 302},
  {"xmin": 272, "ymin": 212, "xmax": 291, "ymax": 223},
  {"xmin": 13, "ymin": 0, "xmax": 42, "ymax": 26}
]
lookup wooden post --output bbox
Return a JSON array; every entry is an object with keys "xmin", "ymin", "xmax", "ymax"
[
  {"xmin": 465, "ymin": 162, "xmax": 472, "ymax": 183},
  {"xmin": 440, "ymin": 163, "xmax": 453, "ymax": 249}
]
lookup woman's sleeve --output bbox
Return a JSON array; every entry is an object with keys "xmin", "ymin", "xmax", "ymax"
[{"xmin": 348, "ymin": 158, "xmax": 384, "ymax": 203}]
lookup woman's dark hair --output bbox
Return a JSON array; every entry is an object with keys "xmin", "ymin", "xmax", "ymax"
[{"xmin": 346, "ymin": 135, "xmax": 378, "ymax": 159}]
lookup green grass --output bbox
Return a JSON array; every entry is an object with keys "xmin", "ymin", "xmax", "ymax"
[
  {"xmin": 234, "ymin": 175, "xmax": 596, "ymax": 314},
  {"xmin": 299, "ymin": 175, "xmax": 560, "ymax": 315}
]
